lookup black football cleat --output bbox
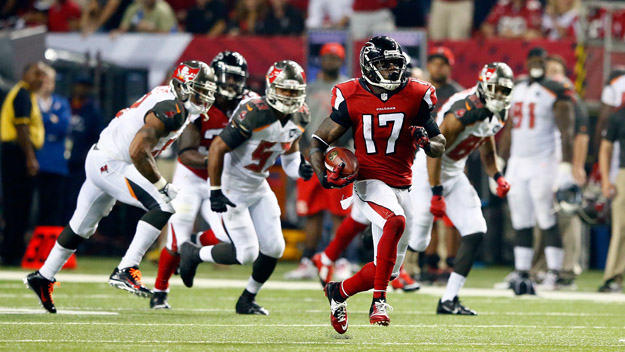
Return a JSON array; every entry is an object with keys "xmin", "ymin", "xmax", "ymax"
[
  {"xmin": 436, "ymin": 296, "xmax": 477, "ymax": 315},
  {"xmin": 324, "ymin": 282, "xmax": 348, "ymax": 334},
  {"xmin": 235, "ymin": 294, "xmax": 269, "ymax": 315},
  {"xmin": 150, "ymin": 291, "xmax": 171, "ymax": 309},
  {"xmin": 179, "ymin": 242, "xmax": 203, "ymax": 288},
  {"xmin": 24, "ymin": 271, "xmax": 57, "ymax": 313},
  {"xmin": 109, "ymin": 266, "xmax": 153, "ymax": 298}
]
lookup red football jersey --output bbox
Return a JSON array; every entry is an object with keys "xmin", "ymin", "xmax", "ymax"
[
  {"xmin": 485, "ymin": 0, "xmax": 542, "ymax": 37},
  {"xmin": 180, "ymin": 104, "xmax": 230, "ymax": 180},
  {"xmin": 330, "ymin": 78, "xmax": 437, "ymax": 188}
]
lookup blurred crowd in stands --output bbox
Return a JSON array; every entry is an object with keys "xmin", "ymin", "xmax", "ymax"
[{"xmin": 1, "ymin": 0, "xmax": 625, "ymax": 41}]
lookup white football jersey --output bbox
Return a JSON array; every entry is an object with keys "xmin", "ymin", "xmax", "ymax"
[
  {"xmin": 437, "ymin": 86, "xmax": 505, "ymax": 179},
  {"xmin": 221, "ymin": 97, "xmax": 309, "ymax": 193},
  {"xmin": 97, "ymin": 86, "xmax": 199, "ymax": 163},
  {"xmin": 601, "ymin": 71, "xmax": 625, "ymax": 107},
  {"xmin": 509, "ymin": 78, "xmax": 573, "ymax": 159}
]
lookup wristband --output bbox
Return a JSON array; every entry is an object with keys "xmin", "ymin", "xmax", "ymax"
[
  {"xmin": 204, "ymin": 157, "xmax": 208, "ymax": 169},
  {"xmin": 210, "ymin": 185, "xmax": 222, "ymax": 191},
  {"xmin": 493, "ymin": 172, "xmax": 503, "ymax": 181},
  {"xmin": 431, "ymin": 185, "xmax": 443, "ymax": 196},
  {"xmin": 153, "ymin": 177, "xmax": 167, "ymax": 190}
]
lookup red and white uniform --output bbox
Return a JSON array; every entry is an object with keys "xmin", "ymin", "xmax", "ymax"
[
  {"xmin": 166, "ymin": 90, "xmax": 259, "ymax": 253},
  {"xmin": 506, "ymin": 77, "xmax": 573, "ymax": 230},
  {"xmin": 409, "ymin": 87, "xmax": 506, "ymax": 251},
  {"xmin": 484, "ymin": 0, "xmax": 542, "ymax": 37},
  {"xmin": 330, "ymin": 78, "xmax": 437, "ymax": 276},
  {"xmin": 542, "ymin": 8, "xmax": 581, "ymax": 40},
  {"xmin": 69, "ymin": 86, "xmax": 196, "ymax": 237}
]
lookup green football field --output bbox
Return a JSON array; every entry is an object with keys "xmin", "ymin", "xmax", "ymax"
[{"xmin": 1, "ymin": 257, "xmax": 625, "ymax": 351}]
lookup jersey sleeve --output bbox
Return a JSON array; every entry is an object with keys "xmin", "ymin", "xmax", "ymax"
[
  {"xmin": 219, "ymin": 100, "xmax": 262, "ymax": 149},
  {"xmin": 603, "ymin": 111, "xmax": 621, "ymax": 142},
  {"xmin": 13, "ymin": 88, "xmax": 32, "ymax": 122},
  {"xmin": 147, "ymin": 100, "xmax": 187, "ymax": 132},
  {"xmin": 446, "ymin": 96, "xmax": 493, "ymax": 125},
  {"xmin": 544, "ymin": 79, "xmax": 574, "ymax": 102},
  {"xmin": 600, "ymin": 85, "xmax": 619, "ymax": 107},
  {"xmin": 414, "ymin": 86, "xmax": 441, "ymax": 137},
  {"xmin": 329, "ymin": 86, "xmax": 351, "ymax": 128}
]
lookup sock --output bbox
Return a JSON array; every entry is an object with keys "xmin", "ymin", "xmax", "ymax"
[
  {"xmin": 425, "ymin": 253, "xmax": 441, "ymax": 270},
  {"xmin": 544, "ymin": 246, "xmax": 564, "ymax": 271},
  {"xmin": 373, "ymin": 215, "xmax": 405, "ymax": 293},
  {"xmin": 245, "ymin": 277, "xmax": 263, "ymax": 295},
  {"xmin": 325, "ymin": 216, "xmax": 368, "ymax": 262},
  {"xmin": 154, "ymin": 247, "xmax": 180, "ymax": 291},
  {"xmin": 320, "ymin": 252, "xmax": 333, "ymax": 266},
  {"xmin": 198, "ymin": 229, "xmax": 220, "ymax": 246},
  {"xmin": 39, "ymin": 242, "xmax": 75, "ymax": 281},
  {"xmin": 514, "ymin": 246, "xmax": 534, "ymax": 272},
  {"xmin": 118, "ymin": 220, "xmax": 161, "ymax": 269},
  {"xmin": 445, "ymin": 257, "xmax": 455, "ymax": 268},
  {"xmin": 199, "ymin": 245, "xmax": 216, "ymax": 262},
  {"xmin": 373, "ymin": 290, "xmax": 386, "ymax": 299},
  {"xmin": 441, "ymin": 272, "xmax": 466, "ymax": 302},
  {"xmin": 341, "ymin": 261, "xmax": 376, "ymax": 298}
]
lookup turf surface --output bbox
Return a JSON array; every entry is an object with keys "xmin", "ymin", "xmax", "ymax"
[{"xmin": 1, "ymin": 257, "xmax": 624, "ymax": 351}]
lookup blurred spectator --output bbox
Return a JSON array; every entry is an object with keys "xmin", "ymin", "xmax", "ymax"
[
  {"xmin": 542, "ymin": 0, "xmax": 581, "ymax": 40},
  {"xmin": 425, "ymin": 46, "xmax": 463, "ymax": 109},
  {"xmin": 228, "ymin": 0, "xmax": 267, "ymax": 35},
  {"xmin": 481, "ymin": 0, "xmax": 543, "ymax": 39},
  {"xmin": 393, "ymin": 0, "xmax": 426, "ymax": 29},
  {"xmin": 62, "ymin": 76, "xmax": 104, "ymax": 222},
  {"xmin": 35, "ymin": 65, "xmax": 71, "ymax": 226},
  {"xmin": 259, "ymin": 0, "xmax": 304, "ymax": 35},
  {"xmin": 350, "ymin": 0, "xmax": 396, "ymax": 40},
  {"xmin": 185, "ymin": 0, "xmax": 227, "ymax": 35},
  {"xmin": 0, "ymin": 62, "xmax": 46, "ymax": 266},
  {"xmin": 81, "ymin": 0, "xmax": 133, "ymax": 35},
  {"xmin": 166, "ymin": 0, "xmax": 195, "ymax": 24},
  {"xmin": 286, "ymin": 42, "xmax": 353, "ymax": 280},
  {"xmin": 115, "ymin": 0, "xmax": 177, "ymax": 33},
  {"xmin": 428, "ymin": 0, "xmax": 474, "ymax": 40},
  {"xmin": 305, "ymin": 0, "xmax": 351, "ymax": 30},
  {"xmin": 47, "ymin": 0, "xmax": 82, "ymax": 32}
]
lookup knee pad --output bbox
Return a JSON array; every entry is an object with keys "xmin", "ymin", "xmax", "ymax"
[
  {"xmin": 541, "ymin": 225, "xmax": 562, "ymax": 248},
  {"xmin": 237, "ymin": 244, "xmax": 260, "ymax": 265},
  {"xmin": 142, "ymin": 209, "xmax": 173, "ymax": 230},
  {"xmin": 515, "ymin": 228, "xmax": 533, "ymax": 248},
  {"xmin": 263, "ymin": 239, "xmax": 285, "ymax": 259}
]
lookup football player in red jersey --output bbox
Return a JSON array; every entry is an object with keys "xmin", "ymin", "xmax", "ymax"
[
  {"xmin": 308, "ymin": 36, "xmax": 446, "ymax": 333},
  {"xmin": 150, "ymin": 51, "xmax": 258, "ymax": 309}
]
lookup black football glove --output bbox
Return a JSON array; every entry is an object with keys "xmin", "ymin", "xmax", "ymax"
[
  {"xmin": 210, "ymin": 189, "xmax": 236, "ymax": 213},
  {"xmin": 298, "ymin": 153, "xmax": 314, "ymax": 181}
]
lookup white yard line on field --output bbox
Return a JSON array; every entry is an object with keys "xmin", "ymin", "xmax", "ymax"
[
  {"xmin": 2, "ymin": 270, "xmax": 625, "ymax": 303},
  {"xmin": 0, "ymin": 321, "xmax": 623, "ymax": 329},
  {"xmin": 0, "ymin": 308, "xmax": 117, "ymax": 315},
  {"xmin": 0, "ymin": 339, "xmax": 623, "ymax": 347}
]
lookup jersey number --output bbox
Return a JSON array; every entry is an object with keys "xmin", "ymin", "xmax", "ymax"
[
  {"xmin": 446, "ymin": 135, "xmax": 486, "ymax": 161},
  {"xmin": 245, "ymin": 141, "xmax": 276, "ymax": 172},
  {"xmin": 511, "ymin": 102, "xmax": 536, "ymax": 129},
  {"xmin": 362, "ymin": 113, "xmax": 405, "ymax": 155}
]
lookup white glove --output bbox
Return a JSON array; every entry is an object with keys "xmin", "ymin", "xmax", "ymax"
[
  {"xmin": 554, "ymin": 162, "xmax": 575, "ymax": 191},
  {"xmin": 154, "ymin": 177, "xmax": 178, "ymax": 203}
]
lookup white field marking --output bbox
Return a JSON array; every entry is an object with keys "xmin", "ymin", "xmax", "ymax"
[
  {"xmin": 303, "ymin": 309, "xmax": 621, "ymax": 317},
  {"xmin": 0, "ymin": 294, "xmax": 123, "ymax": 299},
  {"xmin": 0, "ymin": 322, "xmax": 623, "ymax": 329},
  {"xmin": 0, "ymin": 307, "xmax": 117, "ymax": 315},
  {"xmin": 0, "ymin": 339, "xmax": 623, "ymax": 347},
  {"xmin": 3, "ymin": 270, "xmax": 625, "ymax": 303}
]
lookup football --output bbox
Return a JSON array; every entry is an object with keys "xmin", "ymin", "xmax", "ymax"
[{"xmin": 324, "ymin": 147, "xmax": 359, "ymax": 177}]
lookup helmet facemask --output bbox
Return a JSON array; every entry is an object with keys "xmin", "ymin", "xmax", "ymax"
[
  {"xmin": 265, "ymin": 60, "xmax": 306, "ymax": 114},
  {"xmin": 477, "ymin": 63, "xmax": 514, "ymax": 119},
  {"xmin": 362, "ymin": 47, "xmax": 406, "ymax": 91},
  {"xmin": 215, "ymin": 62, "xmax": 247, "ymax": 100},
  {"xmin": 170, "ymin": 61, "xmax": 217, "ymax": 115}
]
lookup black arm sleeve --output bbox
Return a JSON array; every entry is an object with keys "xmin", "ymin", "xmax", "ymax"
[
  {"xmin": 147, "ymin": 100, "xmax": 186, "ymax": 132},
  {"xmin": 13, "ymin": 88, "xmax": 32, "ymax": 118},
  {"xmin": 220, "ymin": 119, "xmax": 250, "ymax": 149},
  {"xmin": 414, "ymin": 101, "xmax": 441, "ymax": 138},
  {"xmin": 603, "ymin": 112, "xmax": 620, "ymax": 142},
  {"xmin": 422, "ymin": 117, "xmax": 441, "ymax": 138}
]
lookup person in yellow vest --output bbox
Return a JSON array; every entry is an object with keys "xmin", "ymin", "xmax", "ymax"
[{"xmin": 0, "ymin": 61, "xmax": 47, "ymax": 266}]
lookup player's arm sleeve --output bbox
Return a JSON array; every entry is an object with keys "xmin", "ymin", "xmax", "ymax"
[
  {"xmin": 329, "ymin": 86, "xmax": 352, "ymax": 128},
  {"xmin": 146, "ymin": 100, "xmax": 186, "ymax": 132},
  {"xmin": 415, "ymin": 87, "xmax": 441, "ymax": 138},
  {"xmin": 219, "ymin": 103, "xmax": 254, "ymax": 149},
  {"xmin": 603, "ymin": 113, "xmax": 619, "ymax": 142},
  {"xmin": 13, "ymin": 88, "xmax": 32, "ymax": 124},
  {"xmin": 574, "ymin": 100, "xmax": 589, "ymax": 135}
]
